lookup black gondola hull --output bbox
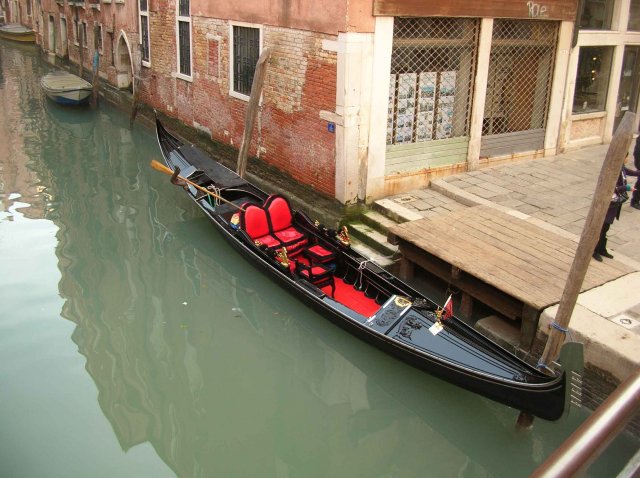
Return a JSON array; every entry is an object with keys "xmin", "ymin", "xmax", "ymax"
[{"xmin": 154, "ymin": 117, "xmax": 567, "ymax": 421}]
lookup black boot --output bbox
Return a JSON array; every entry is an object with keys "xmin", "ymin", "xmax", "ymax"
[
  {"xmin": 632, "ymin": 201, "xmax": 640, "ymax": 210},
  {"xmin": 592, "ymin": 251, "xmax": 603, "ymax": 262},
  {"xmin": 601, "ymin": 249, "xmax": 614, "ymax": 259},
  {"xmin": 599, "ymin": 237, "xmax": 613, "ymax": 259}
]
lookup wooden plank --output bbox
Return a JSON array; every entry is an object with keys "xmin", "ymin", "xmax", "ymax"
[
  {"xmin": 386, "ymin": 136, "xmax": 469, "ymax": 156},
  {"xmin": 467, "ymin": 207, "xmax": 632, "ymax": 284},
  {"xmin": 237, "ymin": 48, "xmax": 271, "ymax": 178},
  {"xmin": 391, "ymin": 206, "xmax": 634, "ymax": 311},
  {"xmin": 373, "ymin": 0, "xmax": 578, "ymax": 21},
  {"xmin": 399, "ymin": 241, "xmax": 525, "ymax": 320},
  {"xmin": 480, "ymin": 130, "xmax": 545, "ymax": 157},
  {"xmin": 385, "ymin": 138, "xmax": 469, "ymax": 174},
  {"xmin": 398, "ymin": 220, "xmax": 553, "ymax": 307},
  {"xmin": 409, "ymin": 207, "xmax": 631, "ymax": 289}
]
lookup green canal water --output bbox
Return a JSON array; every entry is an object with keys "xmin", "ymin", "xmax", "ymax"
[{"xmin": 0, "ymin": 41, "xmax": 637, "ymax": 478}]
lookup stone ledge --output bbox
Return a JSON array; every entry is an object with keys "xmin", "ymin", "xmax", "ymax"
[{"xmin": 538, "ymin": 303, "xmax": 640, "ymax": 383}]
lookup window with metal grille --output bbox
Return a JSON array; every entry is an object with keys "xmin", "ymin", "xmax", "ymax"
[
  {"xmin": 140, "ymin": 0, "xmax": 150, "ymax": 63},
  {"xmin": 177, "ymin": 0, "xmax": 191, "ymax": 77},
  {"xmin": 483, "ymin": 20, "xmax": 558, "ymax": 136},
  {"xmin": 232, "ymin": 25, "xmax": 260, "ymax": 97},
  {"xmin": 387, "ymin": 18, "xmax": 479, "ymax": 145}
]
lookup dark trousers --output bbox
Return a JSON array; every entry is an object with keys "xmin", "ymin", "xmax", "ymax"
[
  {"xmin": 596, "ymin": 222, "xmax": 611, "ymax": 253},
  {"xmin": 633, "ymin": 182, "xmax": 640, "ymax": 204}
]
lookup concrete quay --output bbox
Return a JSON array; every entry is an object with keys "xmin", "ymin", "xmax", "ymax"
[{"xmin": 373, "ymin": 143, "xmax": 640, "ymax": 416}]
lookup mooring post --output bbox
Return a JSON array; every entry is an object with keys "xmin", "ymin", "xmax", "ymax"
[
  {"xmin": 539, "ymin": 111, "xmax": 635, "ymax": 368},
  {"xmin": 90, "ymin": 50, "xmax": 99, "ymax": 110},
  {"xmin": 516, "ymin": 111, "xmax": 635, "ymax": 430},
  {"xmin": 236, "ymin": 48, "xmax": 271, "ymax": 178}
]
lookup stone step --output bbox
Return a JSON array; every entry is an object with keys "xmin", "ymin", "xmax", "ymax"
[
  {"xmin": 360, "ymin": 209, "xmax": 399, "ymax": 235},
  {"xmin": 372, "ymin": 198, "xmax": 423, "ymax": 224},
  {"xmin": 349, "ymin": 222, "xmax": 399, "ymax": 257},
  {"xmin": 350, "ymin": 238, "xmax": 396, "ymax": 269}
]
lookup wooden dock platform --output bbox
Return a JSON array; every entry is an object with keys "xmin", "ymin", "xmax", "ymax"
[{"xmin": 389, "ymin": 205, "xmax": 635, "ymax": 349}]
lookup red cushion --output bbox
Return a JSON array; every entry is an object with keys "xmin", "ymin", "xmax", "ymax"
[
  {"xmin": 254, "ymin": 234, "xmax": 281, "ymax": 248},
  {"xmin": 241, "ymin": 204, "xmax": 270, "ymax": 239},
  {"xmin": 299, "ymin": 265, "xmax": 330, "ymax": 278},
  {"xmin": 307, "ymin": 245, "xmax": 333, "ymax": 258},
  {"xmin": 274, "ymin": 227, "xmax": 305, "ymax": 243},
  {"xmin": 265, "ymin": 195, "xmax": 293, "ymax": 232}
]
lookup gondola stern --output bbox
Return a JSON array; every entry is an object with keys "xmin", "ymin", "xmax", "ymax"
[{"xmin": 556, "ymin": 341, "xmax": 585, "ymax": 418}]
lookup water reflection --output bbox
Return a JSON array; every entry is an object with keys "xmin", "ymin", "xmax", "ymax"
[{"xmin": 1, "ymin": 39, "xmax": 637, "ymax": 478}]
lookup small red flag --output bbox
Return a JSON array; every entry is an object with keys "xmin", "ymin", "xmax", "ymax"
[{"xmin": 441, "ymin": 294, "xmax": 453, "ymax": 321}]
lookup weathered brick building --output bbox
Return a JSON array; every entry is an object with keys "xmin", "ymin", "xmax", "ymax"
[
  {"xmin": 18, "ymin": 0, "xmax": 640, "ymax": 205},
  {"xmin": 137, "ymin": 1, "xmax": 362, "ymax": 201}
]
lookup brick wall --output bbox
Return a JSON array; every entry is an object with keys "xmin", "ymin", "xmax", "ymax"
[{"xmin": 139, "ymin": 15, "xmax": 338, "ymax": 197}]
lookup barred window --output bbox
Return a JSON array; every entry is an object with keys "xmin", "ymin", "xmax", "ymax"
[
  {"xmin": 140, "ymin": 0, "xmax": 150, "ymax": 64},
  {"xmin": 177, "ymin": 0, "xmax": 191, "ymax": 77},
  {"xmin": 387, "ymin": 18, "xmax": 479, "ymax": 145},
  {"xmin": 232, "ymin": 25, "xmax": 260, "ymax": 97},
  {"xmin": 483, "ymin": 20, "xmax": 557, "ymax": 135}
]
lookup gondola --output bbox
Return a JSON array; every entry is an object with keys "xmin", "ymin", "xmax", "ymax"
[{"xmin": 154, "ymin": 116, "xmax": 569, "ymax": 421}]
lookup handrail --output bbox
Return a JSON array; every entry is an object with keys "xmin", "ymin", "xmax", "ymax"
[{"xmin": 530, "ymin": 368, "xmax": 640, "ymax": 478}]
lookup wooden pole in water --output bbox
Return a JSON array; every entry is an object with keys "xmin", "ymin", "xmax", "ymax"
[
  {"xmin": 538, "ymin": 111, "xmax": 635, "ymax": 370},
  {"xmin": 236, "ymin": 47, "xmax": 271, "ymax": 178},
  {"xmin": 90, "ymin": 50, "xmax": 99, "ymax": 109},
  {"xmin": 78, "ymin": 13, "xmax": 84, "ymax": 79},
  {"xmin": 516, "ymin": 111, "xmax": 635, "ymax": 430}
]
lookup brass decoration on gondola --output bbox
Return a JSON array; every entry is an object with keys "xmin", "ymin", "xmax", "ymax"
[
  {"xmin": 275, "ymin": 247, "xmax": 290, "ymax": 268},
  {"xmin": 254, "ymin": 240, "xmax": 263, "ymax": 247},
  {"xmin": 230, "ymin": 213, "xmax": 240, "ymax": 227},
  {"xmin": 394, "ymin": 296, "xmax": 412, "ymax": 308},
  {"xmin": 336, "ymin": 226, "xmax": 350, "ymax": 246}
]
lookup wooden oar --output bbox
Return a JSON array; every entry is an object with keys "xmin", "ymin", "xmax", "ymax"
[{"xmin": 150, "ymin": 160, "xmax": 245, "ymax": 212}]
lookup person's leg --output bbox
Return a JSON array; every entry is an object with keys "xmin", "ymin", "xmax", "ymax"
[
  {"xmin": 631, "ymin": 181, "xmax": 640, "ymax": 209},
  {"xmin": 598, "ymin": 222, "xmax": 613, "ymax": 258},
  {"xmin": 593, "ymin": 223, "xmax": 608, "ymax": 261}
]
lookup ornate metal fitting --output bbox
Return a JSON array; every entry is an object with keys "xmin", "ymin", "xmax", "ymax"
[
  {"xmin": 254, "ymin": 240, "xmax": 263, "ymax": 247},
  {"xmin": 275, "ymin": 247, "xmax": 290, "ymax": 268},
  {"xmin": 336, "ymin": 226, "xmax": 350, "ymax": 246},
  {"xmin": 230, "ymin": 213, "xmax": 240, "ymax": 227},
  {"xmin": 394, "ymin": 296, "xmax": 412, "ymax": 308}
]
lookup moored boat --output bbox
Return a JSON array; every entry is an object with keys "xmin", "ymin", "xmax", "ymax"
[
  {"xmin": 0, "ymin": 24, "xmax": 36, "ymax": 43},
  {"xmin": 153, "ymin": 116, "xmax": 571, "ymax": 421},
  {"xmin": 41, "ymin": 70, "xmax": 92, "ymax": 106}
]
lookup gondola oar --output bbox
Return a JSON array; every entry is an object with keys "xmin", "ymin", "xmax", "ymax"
[{"xmin": 150, "ymin": 160, "xmax": 245, "ymax": 212}]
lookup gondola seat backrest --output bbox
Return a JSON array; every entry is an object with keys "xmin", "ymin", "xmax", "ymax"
[
  {"xmin": 264, "ymin": 195, "xmax": 308, "ymax": 252},
  {"xmin": 239, "ymin": 203, "xmax": 280, "ymax": 248}
]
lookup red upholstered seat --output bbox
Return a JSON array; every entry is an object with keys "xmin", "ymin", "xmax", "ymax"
[
  {"xmin": 240, "ymin": 204, "xmax": 280, "ymax": 248},
  {"xmin": 264, "ymin": 195, "xmax": 308, "ymax": 250},
  {"xmin": 296, "ymin": 262, "xmax": 335, "ymax": 297},
  {"xmin": 303, "ymin": 244, "xmax": 335, "ymax": 264}
]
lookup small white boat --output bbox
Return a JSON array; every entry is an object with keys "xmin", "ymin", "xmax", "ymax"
[
  {"xmin": 41, "ymin": 70, "xmax": 93, "ymax": 106},
  {"xmin": 0, "ymin": 24, "xmax": 36, "ymax": 42}
]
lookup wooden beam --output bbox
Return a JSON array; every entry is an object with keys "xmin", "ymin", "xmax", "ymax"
[
  {"xmin": 538, "ymin": 112, "xmax": 636, "ymax": 368},
  {"xmin": 373, "ymin": 0, "xmax": 578, "ymax": 21},
  {"xmin": 236, "ymin": 48, "xmax": 271, "ymax": 178}
]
